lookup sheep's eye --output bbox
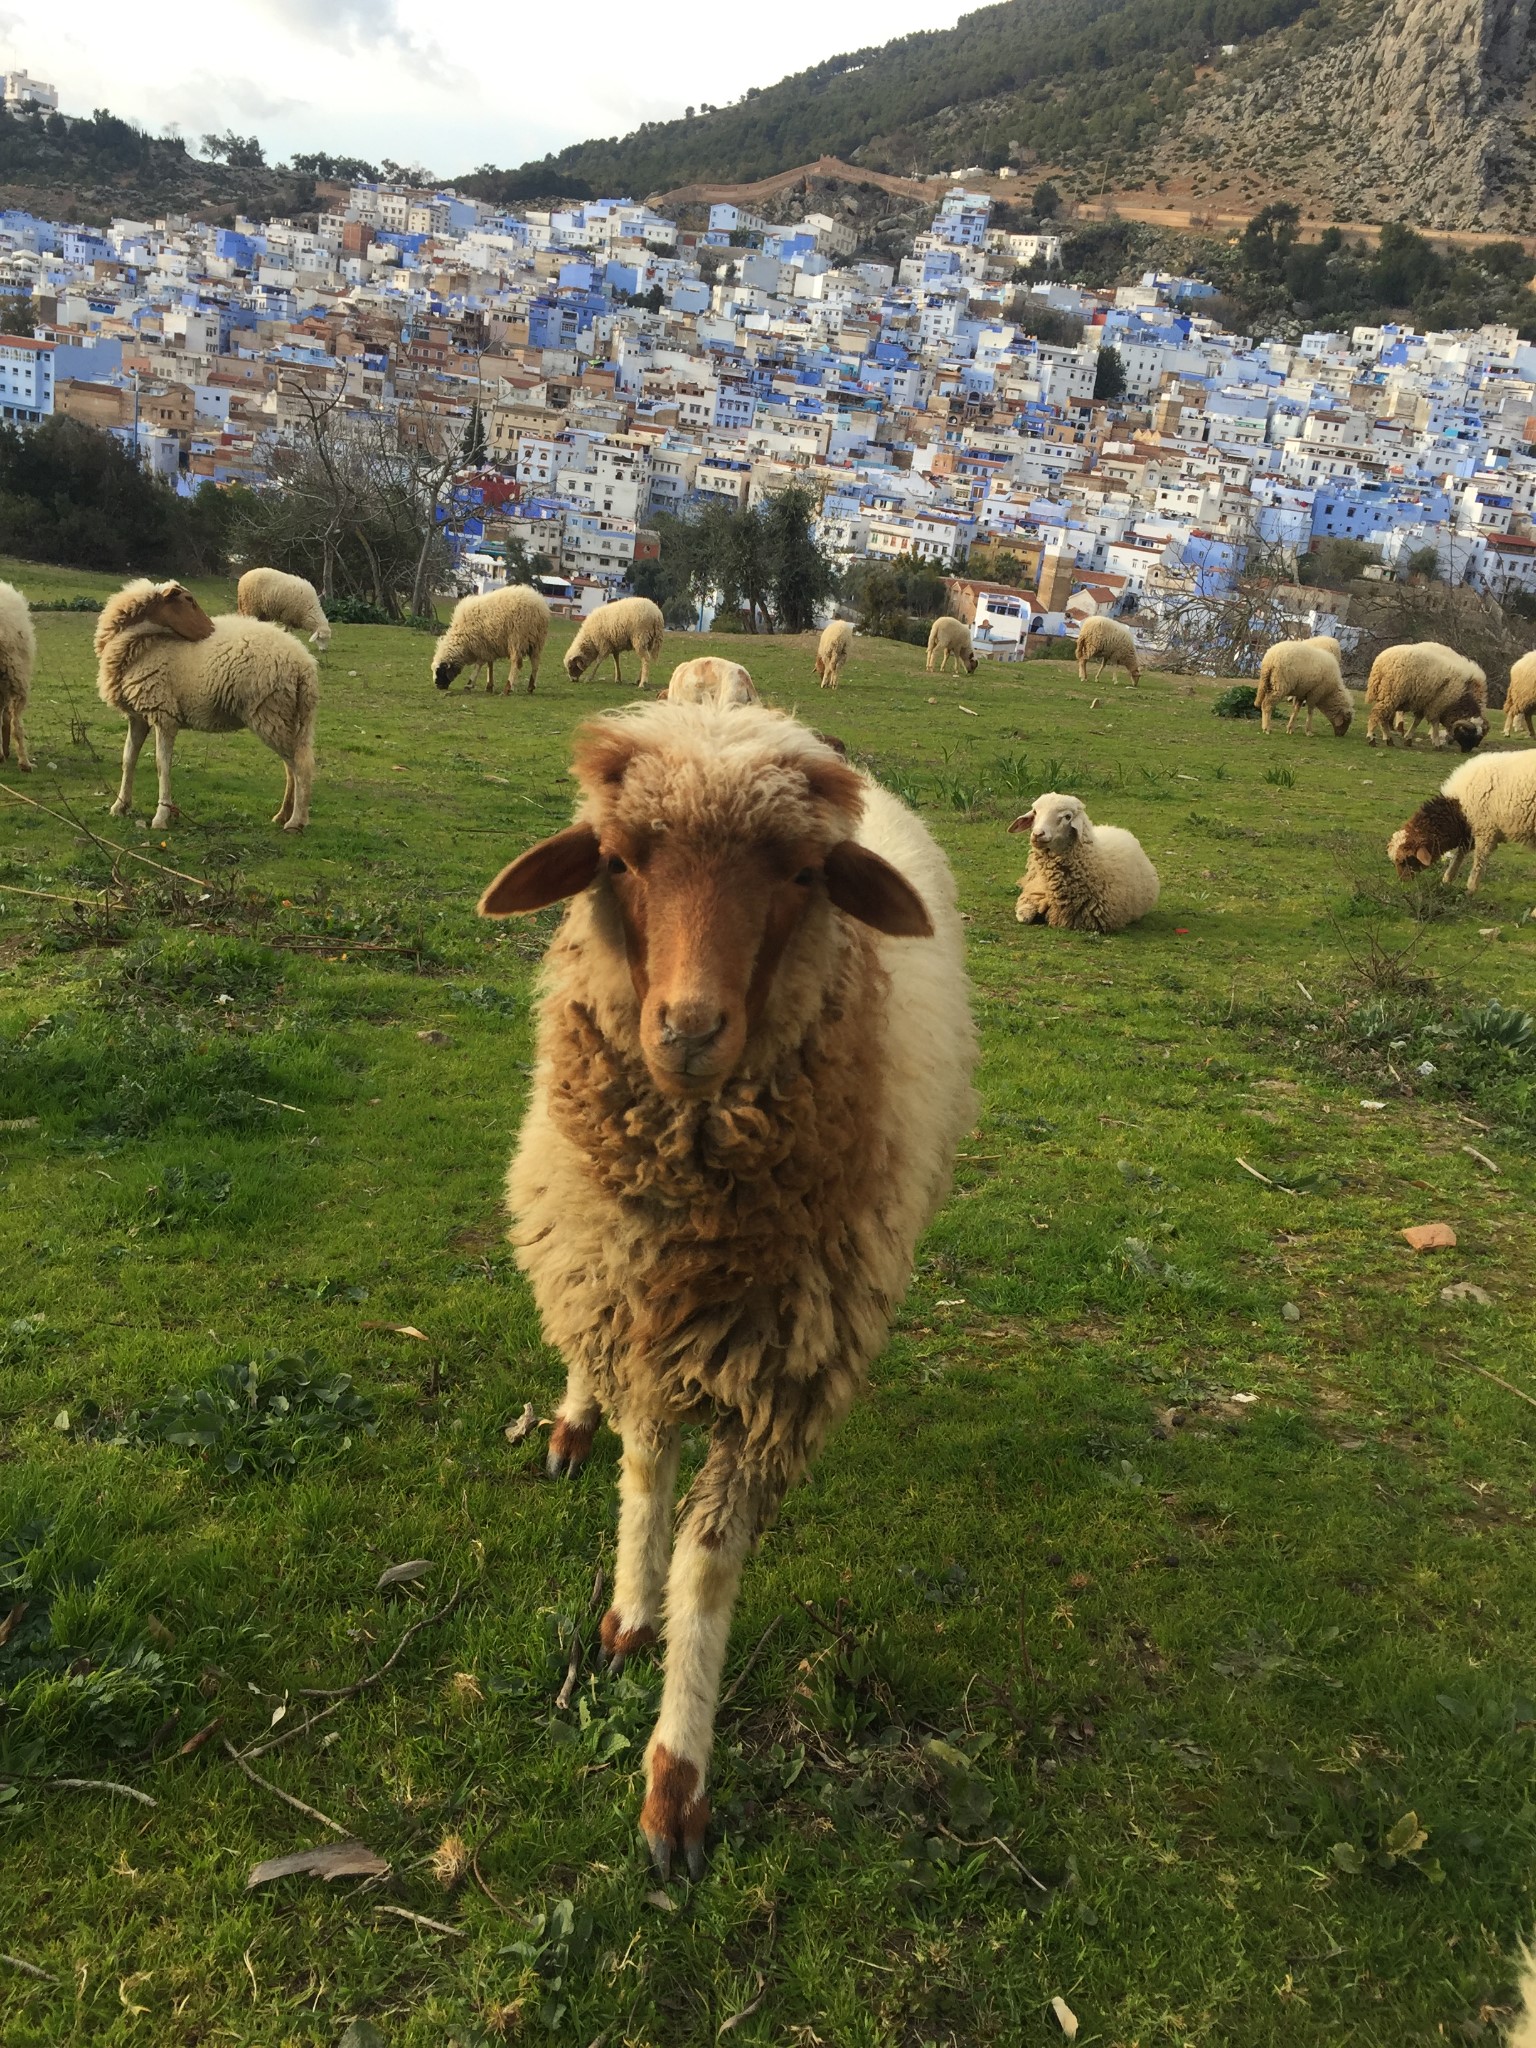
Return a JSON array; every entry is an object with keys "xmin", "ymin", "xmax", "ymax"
[
  {"xmin": 794, "ymin": 867, "xmax": 816, "ymax": 886},
  {"xmin": 606, "ymin": 854, "xmax": 627, "ymax": 876}
]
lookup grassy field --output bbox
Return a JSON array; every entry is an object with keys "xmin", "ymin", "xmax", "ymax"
[{"xmin": 2, "ymin": 555, "xmax": 1535, "ymax": 2048}]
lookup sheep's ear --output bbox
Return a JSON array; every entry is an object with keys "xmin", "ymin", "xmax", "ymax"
[
  {"xmin": 824, "ymin": 842, "xmax": 933, "ymax": 938},
  {"xmin": 1416, "ymin": 846, "xmax": 1433, "ymax": 867},
  {"xmin": 1007, "ymin": 811, "xmax": 1035, "ymax": 835},
  {"xmin": 798, "ymin": 753, "xmax": 865, "ymax": 811},
  {"xmin": 149, "ymin": 585, "xmax": 215, "ymax": 641},
  {"xmin": 478, "ymin": 826, "xmax": 600, "ymax": 916}
]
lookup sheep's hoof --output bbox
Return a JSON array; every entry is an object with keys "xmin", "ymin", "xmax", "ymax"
[
  {"xmin": 151, "ymin": 808, "xmax": 178, "ymax": 829},
  {"xmin": 109, "ymin": 799, "xmax": 132, "ymax": 817},
  {"xmin": 281, "ymin": 818, "xmax": 307, "ymax": 833},
  {"xmin": 640, "ymin": 1746, "xmax": 709, "ymax": 1882},
  {"xmin": 599, "ymin": 1611, "xmax": 657, "ymax": 1676},
  {"xmin": 546, "ymin": 1416, "xmax": 596, "ymax": 1478}
]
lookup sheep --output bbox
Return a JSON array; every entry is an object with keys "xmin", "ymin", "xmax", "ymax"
[
  {"xmin": 236, "ymin": 567, "xmax": 331, "ymax": 652},
  {"xmin": 1510, "ymin": 1949, "xmax": 1536, "ymax": 2048},
  {"xmin": 1075, "ymin": 615, "xmax": 1141, "ymax": 687},
  {"xmin": 1365, "ymin": 641, "xmax": 1488, "ymax": 750},
  {"xmin": 1388, "ymin": 748, "xmax": 1536, "ymax": 891},
  {"xmin": 1009, "ymin": 792, "xmax": 1160, "ymax": 932},
  {"xmin": 926, "ymin": 615, "xmax": 977, "ymax": 675},
  {"xmin": 815, "ymin": 619, "xmax": 853, "ymax": 689},
  {"xmin": 476, "ymin": 701, "xmax": 978, "ymax": 1875},
  {"xmin": 0, "ymin": 579, "xmax": 36, "ymax": 773},
  {"xmin": 95, "ymin": 579, "xmax": 318, "ymax": 831},
  {"xmin": 1254, "ymin": 634, "xmax": 1353, "ymax": 737},
  {"xmin": 1504, "ymin": 649, "xmax": 1536, "ymax": 739},
  {"xmin": 432, "ymin": 585, "xmax": 550, "ymax": 696},
  {"xmin": 564, "ymin": 595, "xmax": 665, "ymax": 689},
  {"xmin": 665, "ymin": 656, "xmax": 760, "ymax": 708}
]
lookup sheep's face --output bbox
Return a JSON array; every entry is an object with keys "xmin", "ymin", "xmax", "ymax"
[
  {"xmin": 963, "ymin": 652, "xmax": 978, "ymax": 674},
  {"xmin": 140, "ymin": 584, "xmax": 215, "ymax": 643},
  {"xmin": 1387, "ymin": 827, "xmax": 1428, "ymax": 879},
  {"xmin": 1329, "ymin": 706, "xmax": 1354, "ymax": 737},
  {"xmin": 1009, "ymin": 794, "xmax": 1091, "ymax": 855},
  {"xmin": 564, "ymin": 646, "xmax": 593, "ymax": 682},
  {"xmin": 432, "ymin": 659, "xmax": 462, "ymax": 691},
  {"xmin": 1449, "ymin": 715, "xmax": 1487, "ymax": 752}
]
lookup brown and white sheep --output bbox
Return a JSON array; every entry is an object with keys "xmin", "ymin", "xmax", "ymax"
[
  {"xmin": 664, "ymin": 656, "xmax": 760, "ymax": 708},
  {"xmin": 926, "ymin": 615, "xmax": 977, "ymax": 675},
  {"xmin": 1075, "ymin": 615, "xmax": 1141, "ymax": 687},
  {"xmin": 237, "ymin": 567, "xmax": 331, "ymax": 652},
  {"xmin": 432, "ymin": 585, "xmax": 550, "ymax": 695},
  {"xmin": 815, "ymin": 619, "xmax": 853, "ymax": 689},
  {"xmin": 1503, "ymin": 649, "xmax": 1536, "ymax": 739},
  {"xmin": 477, "ymin": 702, "xmax": 977, "ymax": 1875},
  {"xmin": 564, "ymin": 595, "xmax": 665, "ymax": 688},
  {"xmin": 0, "ymin": 579, "xmax": 36, "ymax": 772},
  {"xmin": 96, "ymin": 580, "xmax": 318, "ymax": 831},
  {"xmin": 1388, "ymin": 749, "xmax": 1536, "ymax": 892},
  {"xmin": 1366, "ymin": 642, "xmax": 1487, "ymax": 750},
  {"xmin": 1254, "ymin": 635, "xmax": 1353, "ymax": 737}
]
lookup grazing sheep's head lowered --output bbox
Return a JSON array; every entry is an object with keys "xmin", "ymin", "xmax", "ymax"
[
  {"xmin": 432, "ymin": 653, "xmax": 462, "ymax": 691},
  {"xmin": 477, "ymin": 707, "xmax": 933, "ymax": 1100},
  {"xmin": 1008, "ymin": 792, "xmax": 1092, "ymax": 853},
  {"xmin": 1388, "ymin": 794, "xmax": 1473, "ymax": 878},
  {"xmin": 1444, "ymin": 693, "xmax": 1489, "ymax": 752},
  {"xmin": 97, "ymin": 580, "xmax": 216, "ymax": 648},
  {"xmin": 1328, "ymin": 704, "xmax": 1354, "ymax": 738}
]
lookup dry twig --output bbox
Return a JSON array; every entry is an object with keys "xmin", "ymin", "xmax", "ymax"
[
  {"xmin": 223, "ymin": 1740, "xmax": 347, "ymax": 1835},
  {"xmin": 48, "ymin": 1777, "xmax": 157, "ymax": 1807},
  {"xmin": 1, "ymin": 1953, "xmax": 57, "ymax": 1982},
  {"xmin": 0, "ymin": 782, "xmax": 214, "ymax": 890},
  {"xmin": 1447, "ymin": 1356, "xmax": 1536, "ymax": 1412},
  {"xmin": 299, "ymin": 1583, "xmax": 465, "ymax": 1701},
  {"xmin": 374, "ymin": 1904, "xmax": 465, "ymax": 1938},
  {"xmin": 719, "ymin": 1616, "xmax": 784, "ymax": 1711}
]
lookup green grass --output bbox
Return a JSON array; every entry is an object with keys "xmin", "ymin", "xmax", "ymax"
[{"xmin": 2, "ymin": 553, "xmax": 1535, "ymax": 2046}]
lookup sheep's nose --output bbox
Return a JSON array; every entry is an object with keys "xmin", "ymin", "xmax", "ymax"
[{"xmin": 658, "ymin": 1000, "xmax": 725, "ymax": 1050}]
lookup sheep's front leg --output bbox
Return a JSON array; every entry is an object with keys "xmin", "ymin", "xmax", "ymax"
[
  {"xmin": 640, "ymin": 1430, "xmax": 773, "ymax": 1879},
  {"xmin": 150, "ymin": 723, "xmax": 179, "ymax": 829},
  {"xmin": 1441, "ymin": 844, "xmax": 1470, "ymax": 888},
  {"xmin": 1284, "ymin": 700, "xmax": 1301, "ymax": 734},
  {"xmin": 601, "ymin": 1418, "xmax": 680, "ymax": 1672},
  {"xmin": 638, "ymin": 649, "xmax": 652, "ymax": 689},
  {"xmin": 110, "ymin": 714, "xmax": 151, "ymax": 816},
  {"xmin": 1466, "ymin": 835, "xmax": 1498, "ymax": 892},
  {"xmin": 484, "ymin": 661, "xmax": 498, "ymax": 695},
  {"xmin": 548, "ymin": 1357, "xmax": 602, "ymax": 1478}
]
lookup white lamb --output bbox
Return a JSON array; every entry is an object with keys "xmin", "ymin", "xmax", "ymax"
[
  {"xmin": 432, "ymin": 585, "xmax": 550, "ymax": 695},
  {"xmin": 665, "ymin": 657, "xmax": 760, "ymax": 708},
  {"xmin": 0, "ymin": 579, "xmax": 36, "ymax": 772},
  {"xmin": 1503, "ymin": 649, "xmax": 1536, "ymax": 739},
  {"xmin": 237, "ymin": 567, "xmax": 332, "ymax": 652},
  {"xmin": 1254, "ymin": 635, "xmax": 1353, "ymax": 737},
  {"xmin": 815, "ymin": 619, "xmax": 853, "ymax": 689},
  {"xmin": 1388, "ymin": 748, "xmax": 1536, "ymax": 892},
  {"xmin": 564, "ymin": 595, "xmax": 665, "ymax": 688},
  {"xmin": 926, "ymin": 616, "xmax": 977, "ymax": 675},
  {"xmin": 1365, "ymin": 641, "xmax": 1487, "ymax": 750},
  {"xmin": 1075, "ymin": 615, "xmax": 1141, "ymax": 687},
  {"xmin": 1009, "ymin": 792, "xmax": 1160, "ymax": 933},
  {"xmin": 96, "ymin": 579, "xmax": 318, "ymax": 831}
]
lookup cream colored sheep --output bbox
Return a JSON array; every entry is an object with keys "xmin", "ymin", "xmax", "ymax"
[
  {"xmin": 237, "ymin": 567, "xmax": 331, "ymax": 652},
  {"xmin": 1254, "ymin": 634, "xmax": 1353, "ymax": 737},
  {"xmin": 1388, "ymin": 748, "xmax": 1536, "ymax": 891},
  {"xmin": 0, "ymin": 579, "xmax": 36, "ymax": 772},
  {"xmin": 1365, "ymin": 641, "xmax": 1487, "ymax": 750},
  {"xmin": 1009, "ymin": 792, "xmax": 1159, "ymax": 932},
  {"xmin": 816, "ymin": 619, "xmax": 853, "ymax": 689},
  {"xmin": 476, "ymin": 702, "xmax": 977, "ymax": 1875},
  {"xmin": 1504, "ymin": 650, "xmax": 1536, "ymax": 739},
  {"xmin": 1076, "ymin": 615, "xmax": 1141, "ymax": 687},
  {"xmin": 96, "ymin": 580, "xmax": 318, "ymax": 831},
  {"xmin": 926, "ymin": 615, "xmax": 977, "ymax": 675},
  {"xmin": 564, "ymin": 595, "xmax": 665, "ymax": 688},
  {"xmin": 665, "ymin": 656, "xmax": 760, "ymax": 708},
  {"xmin": 432, "ymin": 585, "xmax": 550, "ymax": 695},
  {"xmin": 1509, "ymin": 1948, "xmax": 1536, "ymax": 2048}
]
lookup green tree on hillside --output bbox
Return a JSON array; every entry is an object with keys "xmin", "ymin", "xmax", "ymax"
[{"xmin": 1093, "ymin": 346, "xmax": 1127, "ymax": 401}]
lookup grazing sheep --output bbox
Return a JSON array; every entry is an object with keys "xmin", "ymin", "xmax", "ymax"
[
  {"xmin": 926, "ymin": 616, "xmax": 977, "ymax": 675},
  {"xmin": 0, "ymin": 579, "xmax": 36, "ymax": 773},
  {"xmin": 477, "ymin": 701, "xmax": 977, "ymax": 1874},
  {"xmin": 1504, "ymin": 650, "xmax": 1536, "ymax": 739},
  {"xmin": 1388, "ymin": 749, "xmax": 1536, "ymax": 891},
  {"xmin": 96, "ymin": 580, "xmax": 318, "ymax": 831},
  {"xmin": 1009, "ymin": 792, "xmax": 1160, "ymax": 933},
  {"xmin": 237, "ymin": 567, "xmax": 331, "ymax": 652},
  {"xmin": 1365, "ymin": 642, "xmax": 1488, "ymax": 750},
  {"xmin": 815, "ymin": 619, "xmax": 853, "ymax": 689},
  {"xmin": 1075, "ymin": 615, "xmax": 1141, "ymax": 687},
  {"xmin": 432, "ymin": 585, "xmax": 550, "ymax": 695},
  {"xmin": 1254, "ymin": 634, "xmax": 1353, "ymax": 737},
  {"xmin": 665, "ymin": 656, "xmax": 760, "ymax": 708},
  {"xmin": 564, "ymin": 595, "xmax": 665, "ymax": 688}
]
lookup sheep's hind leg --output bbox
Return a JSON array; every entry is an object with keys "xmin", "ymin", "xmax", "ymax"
[
  {"xmin": 601, "ymin": 1418, "xmax": 681, "ymax": 1673},
  {"xmin": 9, "ymin": 708, "xmax": 28, "ymax": 771},
  {"xmin": 548, "ymin": 1358, "xmax": 602, "ymax": 1478},
  {"xmin": 640, "ymin": 1429, "xmax": 776, "ymax": 1879},
  {"xmin": 273, "ymin": 763, "xmax": 296, "ymax": 826},
  {"xmin": 149, "ymin": 724, "xmax": 179, "ymax": 830},
  {"xmin": 278, "ymin": 737, "xmax": 314, "ymax": 830},
  {"xmin": 110, "ymin": 713, "xmax": 151, "ymax": 816}
]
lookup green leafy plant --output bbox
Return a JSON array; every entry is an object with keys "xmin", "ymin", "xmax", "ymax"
[
  {"xmin": 1264, "ymin": 764, "xmax": 1296, "ymax": 789},
  {"xmin": 1456, "ymin": 999, "xmax": 1535, "ymax": 1054},
  {"xmin": 84, "ymin": 1351, "xmax": 377, "ymax": 1478},
  {"xmin": 1213, "ymin": 684, "xmax": 1260, "ymax": 719},
  {"xmin": 1331, "ymin": 1811, "xmax": 1444, "ymax": 1883}
]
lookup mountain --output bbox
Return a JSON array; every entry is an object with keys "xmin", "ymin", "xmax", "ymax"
[
  {"xmin": 464, "ymin": 0, "xmax": 1536, "ymax": 234},
  {"xmin": 0, "ymin": 105, "xmax": 315, "ymax": 227}
]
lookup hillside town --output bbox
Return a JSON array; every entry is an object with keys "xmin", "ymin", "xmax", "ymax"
[{"xmin": 4, "ymin": 138, "xmax": 1536, "ymax": 650}]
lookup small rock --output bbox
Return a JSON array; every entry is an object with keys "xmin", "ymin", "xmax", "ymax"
[
  {"xmin": 415, "ymin": 1029, "xmax": 450, "ymax": 1046},
  {"xmin": 1280, "ymin": 1301, "xmax": 1301, "ymax": 1322},
  {"xmin": 1401, "ymin": 1222, "xmax": 1457, "ymax": 1251},
  {"xmin": 1416, "ymin": 1061, "xmax": 1436, "ymax": 1078},
  {"xmin": 1479, "ymin": 926, "xmax": 1501, "ymax": 940},
  {"xmin": 1440, "ymin": 1281, "xmax": 1493, "ymax": 1306},
  {"xmin": 1360, "ymin": 1099, "xmax": 1387, "ymax": 1111}
]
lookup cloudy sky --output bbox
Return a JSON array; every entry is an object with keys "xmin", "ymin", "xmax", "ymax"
[{"xmin": 3, "ymin": 0, "xmax": 966, "ymax": 175}]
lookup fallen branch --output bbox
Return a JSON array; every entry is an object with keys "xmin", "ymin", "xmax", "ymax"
[
  {"xmin": 555, "ymin": 1566, "xmax": 605, "ymax": 1712},
  {"xmin": 719, "ymin": 1615, "xmax": 784, "ymax": 1711},
  {"xmin": 1, "ymin": 1953, "xmax": 57, "ymax": 1982},
  {"xmin": 236, "ymin": 1697, "xmax": 345, "ymax": 1763},
  {"xmin": 471, "ymin": 1847, "xmax": 518, "ymax": 1919},
  {"xmin": 0, "ymin": 782, "xmax": 215, "ymax": 890},
  {"xmin": 934, "ymin": 1821, "xmax": 1048, "ymax": 1891},
  {"xmin": 0, "ymin": 882, "xmax": 123, "ymax": 907},
  {"xmin": 299, "ymin": 1583, "xmax": 465, "ymax": 1702},
  {"xmin": 1235, "ymin": 1156, "xmax": 1298, "ymax": 1195},
  {"xmin": 1447, "ymin": 1356, "xmax": 1536, "ymax": 1413},
  {"xmin": 48, "ymin": 1776, "xmax": 157, "ymax": 1807},
  {"xmin": 223, "ymin": 1740, "xmax": 347, "ymax": 1835},
  {"xmin": 374, "ymin": 1904, "xmax": 465, "ymax": 1938},
  {"xmin": 1462, "ymin": 1144, "xmax": 1500, "ymax": 1175}
]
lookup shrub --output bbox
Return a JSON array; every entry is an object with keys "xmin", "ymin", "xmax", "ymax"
[{"xmin": 1213, "ymin": 684, "xmax": 1260, "ymax": 719}]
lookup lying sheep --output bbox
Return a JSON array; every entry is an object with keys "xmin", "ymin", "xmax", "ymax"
[
  {"xmin": 1254, "ymin": 634, "xmax": 1352, "ymax": 737},
  {"xmin": 432, "ymin": 585, "xmax": 550, "ymax": 695},
  {"xmin": 564, "ymin": 595, "xmax": 665, "ymax": 688},
  {"xmin": 1504, "ymin": 649, "xmax": 1536, "ymax": 739},
  {"xmin": 237, "ymin": 567, "xmax": 331, "ymax": 652},
  {"xmin": 477, "ymin": 702, "xmax": 977, "ymax": 1874},
  {"xmin": 0, "ymin": 579, "xmax": 36, "ymax": 772},
  {"xmin": 1076, "ymin": 615, "xmax": 1141, "ymax": 687},
  {"xmin": 1388, "ymin": 748, "xmax": 1536, "ymax": 892},
  {"xmin": 96, "ymin": 579, "xmax": 318, "ymax": 831},
  {"xmin": 665, "ymin": 656, "xmax": 760, "ymax": 708},
  {"xmin": 926, "ymin": 616, "xmax": 977, "ymax": 675},
  {"xmin": 1366, "ymin": 641, "xmax": 1487, "ymax": 750},
  {"xmin": 816, "ymin": 619, "xmax": 853, "ymax": 689},
  {"xmin": 1009, "ymin": 792, "xmax": 1160, "ymax": 932}
]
